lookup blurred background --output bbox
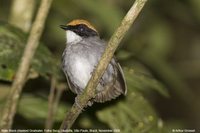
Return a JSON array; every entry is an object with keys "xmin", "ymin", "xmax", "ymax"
[{"xmin": 0, "ymin": 0, "xmax": 200, "ymax": 132}]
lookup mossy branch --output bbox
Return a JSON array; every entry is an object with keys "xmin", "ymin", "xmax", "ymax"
[
  {"xmin": 0, "ymin": 0, "xmax": 53, "ymax": 129},
  {"xmin": 59, "ymin": 0, "xmax": 148, "ymax": 130}
]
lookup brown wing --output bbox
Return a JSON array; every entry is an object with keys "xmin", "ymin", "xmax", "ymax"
[
  {"xmin": 94, "ymin": 59, "xmax": 127, "ymax": 103},
  {"xmin": 116, "ymin": 62, "xmax": 127, "ymax": 95}
]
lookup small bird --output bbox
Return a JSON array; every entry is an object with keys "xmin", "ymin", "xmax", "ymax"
[{"xmin": 60, "ymin": 19, "xmax": 127, "ymax": 104}]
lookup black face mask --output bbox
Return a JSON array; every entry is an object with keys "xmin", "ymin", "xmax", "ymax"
[{"xmin": 60, "ymin": 24, "xmax": 98, "ymax": 38}]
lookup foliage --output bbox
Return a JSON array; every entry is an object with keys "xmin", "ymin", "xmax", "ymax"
[
  {"xmin": 97, "ymin": 83, "xmax": 163, "ymax": 132},
  {"xmin": 0, "ymin": 0, "xmax": 200, "ymax": 132},
  {"xmin": 0, "ymin": 22, "xmax": 57, "ymax": 82}
]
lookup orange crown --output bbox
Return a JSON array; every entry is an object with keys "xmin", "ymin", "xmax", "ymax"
[{"xmin": 67, "ymin": 19, "xmax": 98, "ymax": 33}]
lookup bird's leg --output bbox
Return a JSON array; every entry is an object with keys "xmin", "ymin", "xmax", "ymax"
[
  {"xmin": 87, "ymin": 100, "xmax": 94, "ymax": 107},
  {"xmin": 75, "ymin": 96, "xmax": 95, "ymax": 111},
  {"xmin": 74, "ymin": 84, "xmax": 95, "ymax": 111},
  {"xmin": 90, "ymin": 65, "xmax": 96, "ymax": 76}
]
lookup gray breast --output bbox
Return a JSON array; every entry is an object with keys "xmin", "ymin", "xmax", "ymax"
[
  {"xmin": 62, "ymin": 37, "xmax": 127, "ymax": 103},
  {"xmin": 62, "ymin": 37, "xmax": 106, "ymax": 90}
]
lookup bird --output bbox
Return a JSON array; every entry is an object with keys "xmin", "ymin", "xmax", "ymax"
[{"xmin": 60, "ymin": 19, "xmax": 127, "ymax": 105}]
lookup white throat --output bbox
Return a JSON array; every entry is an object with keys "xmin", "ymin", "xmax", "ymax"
[{"xmin": 66, "ymin": 30, "xmax": 82, "ymax": 43}]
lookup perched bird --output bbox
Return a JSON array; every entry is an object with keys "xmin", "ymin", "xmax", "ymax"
[{"xmin": 60, "ymin": 19, "xmax": 127, "ymax": 104}]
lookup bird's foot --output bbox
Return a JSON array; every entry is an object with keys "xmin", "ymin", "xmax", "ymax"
[{"xmin": 87, "ymin": 100, "xmax": 94, "ymax": 107}]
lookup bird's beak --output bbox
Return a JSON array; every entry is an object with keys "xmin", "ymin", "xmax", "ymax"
[{"xmin": 60, "ymin": 25, "xmax": 68, "ymax": 30}]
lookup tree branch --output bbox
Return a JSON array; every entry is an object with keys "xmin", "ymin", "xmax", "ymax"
[
  {"xmin": 59, "ymin": 0, "xmax": 148, "ymax": 130},
  {"xmin": 0, "ymin": 0, "xmax": 53, "ymax": 129},
  {"xmin": 45, "ymin": 77, "xmax": 56, "ymax": 130},
  {"xmin": 45, "ymin": 78, "xmax": 64, "ymax": 130}
]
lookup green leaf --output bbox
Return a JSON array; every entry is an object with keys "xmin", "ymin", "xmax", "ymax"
[
  {"xmin": 124, "ymin": 67, "xmax": 169, "ymax": 97},
  {"xmin": 96, "ymin": 67, "xmax": 170, "ymax": 132},
  {"xmin": 96, "ymin": 89, "xmax": 164, "ymax": 133},
  {"xmin": 0, "ymin": 22, "xmax": 57, "ymax": 81},
  {"xmin": 18, "ymin": 94, "xmax": 69, "ymax": 122}
]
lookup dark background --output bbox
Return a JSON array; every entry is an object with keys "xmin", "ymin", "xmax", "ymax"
[{"xmin": 0, "ymin": 0, "xmax": 200, "ymax": 132}]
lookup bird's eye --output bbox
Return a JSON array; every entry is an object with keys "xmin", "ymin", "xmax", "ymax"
[
  {"xmin": 79, "ymin": 25, "xmax": 84, "ymax": 31},
  {"xmin": 80, "ymin": 27, "xmax": 84, "ymax": 31}
]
